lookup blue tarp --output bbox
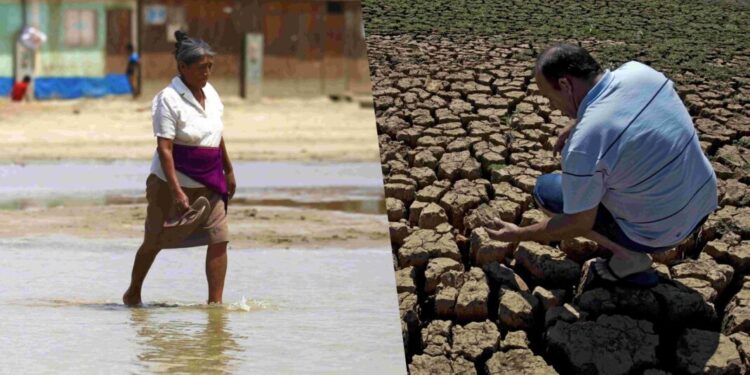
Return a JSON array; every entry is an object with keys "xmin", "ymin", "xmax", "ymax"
[
  {"xmin": 105, "ymin": 74, "xmax": 132, "ymax": 95},
  {"xmin": 0, "ymin": 77, "xmax": 13, "ymax": 96},
  {"xmin": 34, "ymin": 74, "xmax": 132, "ymax": 99}
]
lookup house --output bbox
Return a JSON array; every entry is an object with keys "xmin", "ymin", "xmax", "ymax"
[{"xmin": 0, "ymin": 0, "xmax": 370, "ymax": 100}]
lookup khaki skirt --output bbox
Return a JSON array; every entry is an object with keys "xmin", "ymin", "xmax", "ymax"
[{"xmin": 143, "ymin": 174, "xmax": 229, "ymax": 249}]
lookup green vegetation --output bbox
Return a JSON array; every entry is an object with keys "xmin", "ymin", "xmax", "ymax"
[
  {"xmin": 362, "ymin": 0, "xmax": 750, "ymax": 81},
  {"xmin": 0, "ymin": 201, "xmax": 23, "ymax": 211}
]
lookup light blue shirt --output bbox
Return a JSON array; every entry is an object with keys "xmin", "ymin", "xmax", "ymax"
[{"xmin": 561, "ymin": 61, "xmax": 717, "ymax": 247}]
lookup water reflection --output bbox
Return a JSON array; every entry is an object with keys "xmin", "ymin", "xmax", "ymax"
[{"xmin": 129, "ymin": 307, "xmax": 245, "ymax": 374}]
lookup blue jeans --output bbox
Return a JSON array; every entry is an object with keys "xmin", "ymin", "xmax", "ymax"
[{"xmin": 532, "ymin": 173, "xmax": 705, "ymax": 253}]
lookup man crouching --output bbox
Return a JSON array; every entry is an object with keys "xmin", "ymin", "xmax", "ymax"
[{"xmin": 487, "ymin": 44, "xmax": 717, "ymax": 283}]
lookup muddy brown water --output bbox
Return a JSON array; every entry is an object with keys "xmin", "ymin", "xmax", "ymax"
[
  {"xmin": 0, "ymin": 236, "xmax": 406, "ymax": 374},
  {"xmin": 0, "ymin": 161, "xmax": 386, "ymax": 214},
  {"xmin": 0, "ymin": 160, "xmax": 405, "ymax": 373}
]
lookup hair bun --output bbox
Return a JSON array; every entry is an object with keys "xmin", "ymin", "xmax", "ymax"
[
  {"xmin": 174, "ymin": 31, "xmax": 189, "ymax": 58},
  {"xmin": 174, "ymin": 30, "xmax": 189, "ymax": 43}
]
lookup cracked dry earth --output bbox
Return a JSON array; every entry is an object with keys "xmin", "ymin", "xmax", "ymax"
[{"xmin": 370, "ymin": 35, "xmax": 750, "ymax": 375}]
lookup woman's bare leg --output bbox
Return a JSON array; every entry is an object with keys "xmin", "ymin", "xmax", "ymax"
[
  {"xmin": 124, "ymin": 243, "xmax": 162, "ymax": 306},
  {"xmin": 206, "ymin": 242, "xmax": 228, "ymax": 304}
]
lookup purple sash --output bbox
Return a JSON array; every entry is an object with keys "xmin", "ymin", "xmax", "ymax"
[{"xmin": 172, "ymin": 143, "xmax": 228, "ymax": 210}]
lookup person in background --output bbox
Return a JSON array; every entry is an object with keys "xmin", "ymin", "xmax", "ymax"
[
  {"xmin": 126, "ymin": 43, "xmax": 140, "ymax": 98},
  {"xmin": 10, "ymin": 75, "xmax": 31, "ymax": 102}
]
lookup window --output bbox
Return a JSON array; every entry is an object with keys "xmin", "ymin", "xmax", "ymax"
[
  {"xmin": 64, "ymin": 9, "xmax": 97, "ymax": 48},
  {"xmin": 327, "ymin": 1, "xmax": 343, "ymax": 14}
]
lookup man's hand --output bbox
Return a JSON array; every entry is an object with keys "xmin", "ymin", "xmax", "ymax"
[
  {"xmin": 225, "ymin": 171, "xmax": 236, "ymax": 200},
  {"xmin": 485, "ymin": 219, "xmax": 521, "ymax": 242}
]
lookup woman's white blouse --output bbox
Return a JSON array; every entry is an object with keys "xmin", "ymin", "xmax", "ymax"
[{"xmin": 149, "ymin": 76, "xmax": 224, "ymax": 188}]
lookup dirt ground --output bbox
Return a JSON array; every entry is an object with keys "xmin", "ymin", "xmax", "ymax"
[
  {"xmin": 0, "ymin": 94, "xmax": 388, "ymax": 250},
  {"xmin": 364, "ymin": 0, "xmax": 750, "ymax": 372},
  {"xmin": 0, "ymin": 203, "xmax": 390, "ymax": 250},
  {"xmin": 0, "ymin": 95, "xmax": 380, "ymax": 162}
]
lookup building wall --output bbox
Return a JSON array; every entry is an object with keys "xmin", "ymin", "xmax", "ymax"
[
  {"xmin": 140, "ymin": 0, "xmax": 370, "ymax": 97},
  {"xmin": 37, "ymin": 1, "xmax": 107, "ymax": 76},
  {"xmin": 2, "ymin": 0, "xmax": 369, "ymax": 99},
  {"xmin": 0, "ymin": 2, "xmax": 23, "ymax": 77},
  {"xmin": 30, "ymin": 0, "xmax": 134, "ymax": 98},
  {"xmin": 0, "ymin": 2, "xmax": 23, "ymax": 94},
  {"xmin": 139, "ymin": 0, "xmax": 257, "ymax": 82}
]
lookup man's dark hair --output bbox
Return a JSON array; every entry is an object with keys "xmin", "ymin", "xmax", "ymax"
[
  {"xmin": 22, "ymin": 75, "xmax": 31, "ymax": 83},
  {"xmin": 126, "ymin": 43, "xmax": 134, "ymax": 51},
  {"xmin": 536, "ymin": 44, "xmax": 602, "ymax": 89}
]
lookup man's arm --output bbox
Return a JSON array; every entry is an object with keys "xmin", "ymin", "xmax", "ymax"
[
  {"xmin": 553, "ymin": 119, "xmax": 577, "ymax": 155},
  {"xmin": 486, "ymin": 206, "xmax": 597, "ymax": 243}
]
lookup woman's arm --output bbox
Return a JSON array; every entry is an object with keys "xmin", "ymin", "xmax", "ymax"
[
  {"xmin": 220, "ymin": 136, "xmax": 236, "ymax": 199},
  {"xmin": 157, "ymin": 137, "xmax": 189, "ymax": 212},
  {"xmin": 220, "ymin": 136, "xmax": 233, "ymax": 173}
]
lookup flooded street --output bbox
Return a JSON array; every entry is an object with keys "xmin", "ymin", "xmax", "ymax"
[
  {"xmin": 0, "ymin": 160, "xmax": 404, "ymax": 373},
  {"xmin": 0, "ymin": 160, "xmax": 385, "ymax": 208},
  {"xmin": 0, "ymin": 236, "xmax": 405, "ymax": 374}
]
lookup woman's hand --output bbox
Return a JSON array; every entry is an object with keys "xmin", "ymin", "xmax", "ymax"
[
  {"xmin": 172, "ymin": 188, "xmax": 190, "ymax": 214},
  {"xmin": 225, "ymin": 171, "xmax": 236, "ymax": 200},
  {"xmin": 485, "ymin": 218, "xmax": 521, "ymax": 243}
]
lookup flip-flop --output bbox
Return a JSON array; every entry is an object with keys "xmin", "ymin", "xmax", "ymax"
[
  {"xmin": 593, "ymin": 257, "xmax": 659, "ymax": 288},
  {"xmin": 594, "ymin": 250, "xmax": 652, "ymax": 279},
  {"xmin": 164, "ymin": 197, "xmax": 210, "ymax": 228},
  {"xmin": 158, "ymin": 197, "xmax": 211, "ymax": 248},
  {"xmin": 576, "ymin": 258, "xmax": 659, "ymax": 300}
]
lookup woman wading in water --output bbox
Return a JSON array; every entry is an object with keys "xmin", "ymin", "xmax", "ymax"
[{"xmin": 123, "ymin": 31, "xmax": 236, "ymax": 306}]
